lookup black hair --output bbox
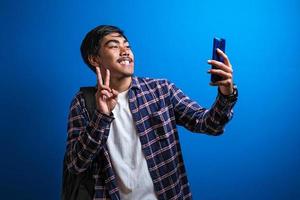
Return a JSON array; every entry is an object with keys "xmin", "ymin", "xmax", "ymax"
[{"xmin": 80, "ymin": 25, "xmax": 127, "ymax": 73}]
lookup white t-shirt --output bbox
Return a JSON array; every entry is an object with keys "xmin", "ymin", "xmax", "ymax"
[{"xmin": 107, "ymin": 90, "xmax": 158, "ymax": 200}]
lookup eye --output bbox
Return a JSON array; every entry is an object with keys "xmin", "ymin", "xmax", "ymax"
[{"xmin": 108, "ymin": 45, "xmax": 119, "ymax": 49}]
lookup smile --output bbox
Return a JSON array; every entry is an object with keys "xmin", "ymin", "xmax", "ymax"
[
  {"xmin": 117, "ymin": 57, "xmax": 132, "ymax": 65},
  {"xmin": 120, "ymin": 60, "xmax": 130, "ymax": 65}
]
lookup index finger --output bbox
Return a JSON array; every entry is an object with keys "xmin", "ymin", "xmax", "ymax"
[
  {"xmin": 105, "ymin": 69, "xmax": 110, "ymax": 86},
  {"xmin": 96, "ymin": 67, "xmax": 104, "ymax": 87},
  {"xmin": 217, "ymin": 48, "xmax": 232, "ymax": 68}
]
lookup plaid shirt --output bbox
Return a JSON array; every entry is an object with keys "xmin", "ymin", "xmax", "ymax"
[{"xmin": 65, "ymin": 76, "xmax": 237, "ymax": 200}]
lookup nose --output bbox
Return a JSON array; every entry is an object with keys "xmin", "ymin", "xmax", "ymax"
[{"xmin": 120, "ymin": 46, "xmax": 129, "ymax": 56}]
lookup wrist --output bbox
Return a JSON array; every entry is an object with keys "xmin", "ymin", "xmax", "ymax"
[
  {"xmin": 218, "ymin": 84, "xmax": 238, "ymax": 99},
  {"xmin": 219, "ymin": 85, "xmax": 233, "ymax": 96}
]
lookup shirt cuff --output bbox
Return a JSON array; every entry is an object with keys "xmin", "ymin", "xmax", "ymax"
[
  {"xmin": 86, "ymin": 110, "xmax": 114, "ymax": 143},
  {"xmin": 91, "ymin": 109, "xmax": 114, "ymax": 124},
  {"xmin": 217, "ymin": 84, "xmax": 238, "ymax": 107}
]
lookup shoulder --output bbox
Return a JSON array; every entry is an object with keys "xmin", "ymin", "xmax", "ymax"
[{"xmin": 69, "ymin": 90, "xmax": 85, "ymax": 110}]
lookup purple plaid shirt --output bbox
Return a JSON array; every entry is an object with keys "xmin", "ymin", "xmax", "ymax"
[{"xmin": 65, "ymin": 76, "xmax": 237, "ymax": 200}]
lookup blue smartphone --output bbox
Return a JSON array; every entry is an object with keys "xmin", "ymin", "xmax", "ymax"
[{"xmin": 211, "ymin": 37, "xmax": 226, "ymax": 83}]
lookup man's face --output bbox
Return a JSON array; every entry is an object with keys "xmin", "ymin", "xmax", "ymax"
[{"xmin": 97, "ymin": 32, "xmax": 134, "ymax": 79}]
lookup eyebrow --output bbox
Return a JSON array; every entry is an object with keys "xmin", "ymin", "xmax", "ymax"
[{"xmin": 104, "ymin": 39, "xmax": 129, "ymax": 46}]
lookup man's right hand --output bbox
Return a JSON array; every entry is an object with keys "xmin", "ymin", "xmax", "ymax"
[{"xmin": 95, "ymin": 67, "xmax": 119, "ymax": 115}]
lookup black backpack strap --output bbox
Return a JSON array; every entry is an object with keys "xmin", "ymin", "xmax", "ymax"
[{"xmin": 80, "ymin": 87, "xmax": 97, "ymax": 119}]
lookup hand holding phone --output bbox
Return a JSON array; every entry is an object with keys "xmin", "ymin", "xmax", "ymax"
[{"xmin": 211, "ymin": 37, "xmax": 226, "ymax": 83}]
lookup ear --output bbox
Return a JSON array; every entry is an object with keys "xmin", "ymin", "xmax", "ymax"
[{"xmin": 88, "ymin": 55, "xmax": 101, "ymax": 68}]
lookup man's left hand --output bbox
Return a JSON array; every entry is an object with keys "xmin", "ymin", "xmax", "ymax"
[{"xmin": 207, "ymin": 48, "xmax": 234, "ymax": 96}]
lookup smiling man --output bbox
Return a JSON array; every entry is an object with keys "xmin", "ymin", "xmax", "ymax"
[{"xmin": 63, "ymin": 25, "xmax": 238, "ymax": 200}]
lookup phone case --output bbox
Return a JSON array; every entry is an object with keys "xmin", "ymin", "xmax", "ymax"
[{"xmin": 211, "ymin": 37, "xmax": 226, "ymax": 83}]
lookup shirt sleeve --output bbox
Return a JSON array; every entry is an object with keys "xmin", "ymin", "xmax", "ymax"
[
  {"xmin": 167, "ymin": 81, "xmax": 238, "ymax": 135},
  {"xmin": 65, "ymin": 92, "xmax": 114, "ymax": 174}
]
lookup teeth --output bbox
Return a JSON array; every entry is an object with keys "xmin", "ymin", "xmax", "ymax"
[{"xmin": 120, "ymin": 60, "xmax": 130, "ymax": 65}]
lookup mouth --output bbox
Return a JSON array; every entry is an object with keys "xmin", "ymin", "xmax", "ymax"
[{"xmin": 117, "ymin": 57, "xmax": 133, "ymax": 66}]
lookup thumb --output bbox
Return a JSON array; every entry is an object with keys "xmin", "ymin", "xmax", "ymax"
[{"xmin": 111, "ymin": 89, "xmax": 119, "ymax": 99}]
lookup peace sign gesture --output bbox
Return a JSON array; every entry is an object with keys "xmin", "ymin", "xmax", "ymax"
[{"xmin": 95, "ymin": 67, "xmax": 119, "ymax": 115}]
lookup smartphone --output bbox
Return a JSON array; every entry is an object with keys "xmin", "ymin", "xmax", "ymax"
[{"xmin": 211, "ymin": 37, "xmax": 226, "ymax": 83}]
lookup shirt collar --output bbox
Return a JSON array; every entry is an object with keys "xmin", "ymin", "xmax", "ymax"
[{"xmin": 130, "ymin": 76, "xmax": 141, "ymax": 91}]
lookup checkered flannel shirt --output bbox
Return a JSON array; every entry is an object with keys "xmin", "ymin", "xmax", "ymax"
[{"xmin": 65, "ymin": 76, "xmax": 238, "ymax": 200}]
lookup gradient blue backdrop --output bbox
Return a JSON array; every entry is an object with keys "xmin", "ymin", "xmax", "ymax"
[{"xmin": 1, "ymin": 0, "xmax": 299, "ymax": 199}]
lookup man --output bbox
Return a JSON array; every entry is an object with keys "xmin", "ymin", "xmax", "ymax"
[{"xmin": 64, "ymin": 25, "xmax": 237, "ymax": 200}]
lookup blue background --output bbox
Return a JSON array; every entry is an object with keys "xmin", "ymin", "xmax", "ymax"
[{"xmin": 1, "ymin": 0, "xmax": 299, "ymax": 199}]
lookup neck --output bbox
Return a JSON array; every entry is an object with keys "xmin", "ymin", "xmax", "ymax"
[{"xmin": 110, "ymin": 76, "xmax": 132, "ymax": 93}]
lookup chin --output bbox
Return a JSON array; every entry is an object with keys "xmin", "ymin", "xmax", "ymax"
[
  {"xmin": 121, "ymin": 65, "xmax": 134, "ymax": 75},
  {"xmin": 116, "ymin": 68, "xmax": 134, "ymax": 78},
  {"xmin": 124, "ymin": 71, "xmax": 134, "ymax": 77}
]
